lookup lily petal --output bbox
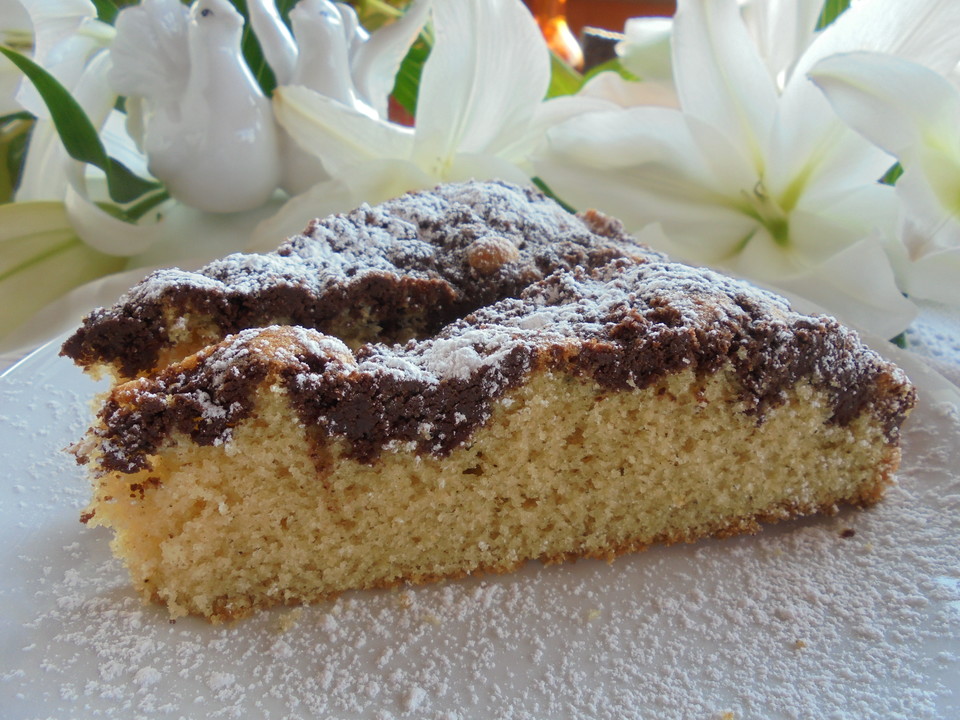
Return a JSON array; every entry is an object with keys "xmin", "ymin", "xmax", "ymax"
[
  {"xmin": 617, "ymin": 16, "xmax": 673, "ymax": 82},
  {"xmin": 738, "ymin": 0, "xmax": 822, "ymax": 89},
  {"xmin": 273, "ymin": 84, "xmax": 413, "ymax": 175},
  {"xmin": 764, "ymin": 65, "xmax": 892, "ymax": 213},
  {"xmin": 794, "ymin": 0, "xmax": 960, "ymax": 80},
  {"xmin": 790, "ymin": 181, "xmax": 899, "ymax": 264},
  {"xmin": 16, "ymin": 0, "xmax": 114, "ymax": 116},
  {"xmin": 445, "ymin": 153, "xmax": 532, "ymax": 187},
  {"xmin": 501, "ymin": 93, "xmax": 618, "ymax": 169},
  {"xmin": 810, "ymin": 51, "xmax": 960, "ymax": 161},
  {"xmin": 412, "ymin": 0, "xmax": 549, "ymax": 170},
  {"xmin": 902, "ymin": 247, "xmax": 960, "ymax": 304},
  {"xmin": 351, "ymin": 0, "xmax": 431, "ymax": 118},
  {"xmin": 543, "ymin": 106, "xmax": 747, "ymax": 193},
  {"xmin": 774, "ymin": 235, "xmax": 918, "ymax": 339},
  {"xmin": 672, "ymin": 0, "xmax": 778, "ymax": 170},
  {"xmin": 811, "ymin": 51, "xmax": 960, "ymax": 256},
  {"xmin": 0, "ymin": 201, "xmax": 125, "ymax": 344},
  {"xmin": 897, "ymin": 168, "xmax": 960, "ymax": 256},
  {"xmin": 0, "ymin": 0, "xmax": 31, "ymax": 115},
  {"xmin": 64, "ymin": 171, "xmax": 164, "ymax": 257},
  {"xmin": 731, "ymin": 182, "xmax": 897, "ymax": 281},
  {"xmin": 576, "ymin": 71, "xmax": 678, "ymax": 109},
  {"xmin": 539, "ymin": 111, "xmax": 759, "ymax": 263}
]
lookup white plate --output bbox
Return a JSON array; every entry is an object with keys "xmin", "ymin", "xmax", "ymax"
[{"xmin": 2, "ymin": 334, "xmax": 960, "ymax": 720}]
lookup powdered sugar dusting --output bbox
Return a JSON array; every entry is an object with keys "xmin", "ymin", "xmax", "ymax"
[
  {"xmin": 65, "ymin": 181, "xmax": 658, "ymax": 378},
  {"xmin": 114, "ymin": 180, "xmax": 648, "ymax": 316},
  {"xmin": 2, "ymin": 344, "xmax": 959, "ymax": 719}
]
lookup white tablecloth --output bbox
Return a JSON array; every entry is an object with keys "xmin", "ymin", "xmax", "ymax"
[{"xmin": 904, "ymin": 301, "xmax": 960, "ymax": 387}]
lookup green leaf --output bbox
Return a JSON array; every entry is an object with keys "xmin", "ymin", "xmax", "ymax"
[
  {"xmin": 532, "ymin": 177, "xmax": 576, "ymax": 213},
  {"xmin": 106, "ymin": 158, "xmax": 164, "ymax": 204},
  {"xmin": 546, "ymin": 52, "xmax": 584, "ymax": 98},
  {"xmin": 90, "ymin": 0, "xmax": 119, "ymax": 24},
  {"xmin": 119, "ymin": 189, "xmax": 172, "ymax": 222},
  {"xmin": 392, "ymin": 34, "xmax": 431, "ymax": 118},
  {"xmin": 0, "ymin": 115, "xmax": 33, "ymax": 203},
  {"xmin": 816, "ymin": 0, "xmax": 851, "ymax": 30},
  {"xmin": 881, "ymin": 162, "xmax": 904, "ymax": 186},
  {"xmin": 0, "ymin": 110, "xmax": 34, "ymax": 124},
  {"xmin": 0, "ymin": 45, "xmax": 161, "ymax": 204}
]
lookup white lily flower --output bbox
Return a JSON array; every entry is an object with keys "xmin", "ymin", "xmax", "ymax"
[
  {"xmin": 0, "ymin": 201, "xmax": 125, "ymax": 345},
  {"xmin": 811, "ymin": 50, "xmax": 960, "ymax": 305},
  {"xmin": 109, "ymin": 0, "xmax": 281, "ymax": 213},
  {"xmin": 537, "ymin": 0, "xmax": 960, "ymax": 338},
  {"xmin": 258, "ymin": 0, "xmax": 593, "ymax": 245},
  {"xmin": 591, "ymin": 0, "xmax": 820, "ymax": 129},
  {"xmin": 0, "ymin": 0, "xmax": 31, "ymax": 116},
  {"xmin": 12, "ymin": 0, "xmax": 115, "ymax": 202}
]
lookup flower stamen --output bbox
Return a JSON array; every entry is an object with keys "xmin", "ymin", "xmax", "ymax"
[{"xmin": 740, "ymin": 181, "xmax": 790, "ymax": 248}]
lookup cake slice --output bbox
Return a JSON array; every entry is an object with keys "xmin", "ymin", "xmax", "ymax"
[{"xmin": 72, "ymin": 258, "xmax": 916, "ymax": 621}]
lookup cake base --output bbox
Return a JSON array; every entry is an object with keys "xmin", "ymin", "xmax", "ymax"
[{"xmin": 81, "ymin": 367, "xmax": 898, "ymax": 621}]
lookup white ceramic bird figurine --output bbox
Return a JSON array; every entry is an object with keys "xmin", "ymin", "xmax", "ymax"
[
  {"xmin": 247, "ymin": 0, "xmax": 298, "ymax": 86},
  {"xmin": 288, "ymin": 0, "xmax": 371, "ymax": 110},
  {"xmin": 109, "ymin": 0, "xmax": 281, "ymax": 213}
]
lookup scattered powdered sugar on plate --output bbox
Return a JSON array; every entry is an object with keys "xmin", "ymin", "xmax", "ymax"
[{"xmin": 1, "ymin": 338, "xmax": 959, "ymax": 719}]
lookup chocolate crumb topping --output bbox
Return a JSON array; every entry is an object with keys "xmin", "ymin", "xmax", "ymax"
[
  {"xmin": 90, "ymin": 259, "xmax": 916, "ymax": 474},
  {"xmin": 62, "ymin": 181, "xmax": 656, "ymax": 378}
]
